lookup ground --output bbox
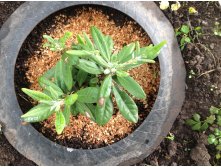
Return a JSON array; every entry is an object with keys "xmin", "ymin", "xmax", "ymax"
[{"xmin": 0, "ymin": 1, "xmax": 221, "ymax": 166}]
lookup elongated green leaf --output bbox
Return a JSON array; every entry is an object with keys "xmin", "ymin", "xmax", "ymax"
[
  {"xmin": 90, "ymin": 53, "xmax": 109, "ymax": 67},
  {"xmin": 135, "ymin": 41, "xmax": 140, "ymax": 57},
  {"xmin": 91, "ymin": 26, "xmax": 110, "ymax": 61},
  {"xmin": 83, "ymin": 32, "xmax": 94, "ymax": 50},
  {"xmin": 42, "ymin": 66, "xmax": 55, "ymax": 79},
  {"xmin": 76, "ymin": 69, "xmax": 88, "ymax": 87},
  {"xmin": 63, "ymin": 105, "xmax": 71, "ymax": 125},
  {"xmin": 38, "ymin": 76, "xmax": 63, "ymax": 97},
  {"xmin": 64, "ymin": 93, "xmax": 78, "ymax": 106},
  {"xmin": 116, "ymin": 71, "xmax": 129, "ymax": 77},
  {"xmin": 140, "ymin": 41, "xmax": 166, "ymax": 60},
  {"xmin": 21, "ymin": 104, "xmax": 55, "ymax": 122},
  {"xmin": 59, "ymin": 31, "xmax": 73, "ymax": 44},
  {"xmin": 105, "ymin": 35, "xmax": 114, "ymax": 56},
  {"xmin": 47, "ymin": 86, "xmax": 60, "ymax": 99},
  {"xmin": 119, "ymin": 59, "xmax": 155, "ymax": 71},
  {"xmin": 99, "ymin": 75, "xmax": 112, "ymax": 100},
  {"xmin": 77, "ymin": 59, "xmax": 103, "ymax": 75},
  {"xmin": 22, "ymin": 88, "xmax": 52, "ymax": 101},
  {"xmin": 75, "ymin": 101, "xmax": 95, "ymax": 121},
  {"xmin": 62, "ymin": 52, "xmax": 79, "ymax": 66},
  {"xmin": 43, "ymin": 35, "xmax": 55, "ymax": 43},
  {"xmin": 95, "ymin": 97, "xmax": 113, "ymax": 125},
  {"xmin": 117, "ymin": 75, "xmax": 146, "ymax": 99},
  {"xmin": 70, "ymin": 103, "xmax": 79, "ymax": 116},
  {"xmin": 77, "ymin": 87, "xmax": 99, "ymax": 103},
  {"xmin": 55, "ymin": 111, "xmax": 66, "ymax": 134},
  {"xmin": 77, "ymin": 34, "xmax": 85, "ymax": 45},
  {"xmin": 117, "ymin": 43, "xmax": 135, "ymax": 63},
  {"xmin": 112, "ymin": 86, "xmax": 138, "ymax": 123},
  {"xmin": 55, "ymin": 60, "xmax": 73, "ymax": 92},
  {"xmin": 65, "ymin": 50, "xmax": 94, "ymax": 58}
]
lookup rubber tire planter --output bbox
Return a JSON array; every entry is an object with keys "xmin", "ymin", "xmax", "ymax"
[{"xmin": 0, "ymin": 1, "xmax": 186, "ymax": 166}]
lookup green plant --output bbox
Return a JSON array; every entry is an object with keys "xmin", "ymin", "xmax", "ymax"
[
  {"xmin": 186, "ymin": 106, "xmax": 221, "ymax": 159},
  {"xmin": 213, "ymin": 22, "xmax": 221, "ymax": 37},
  {"xmin": 208, "ymin": 128, "xmax": 221, "ymax": 159},
  {"xmin": 166, "ymin": 132, "xmax": 175, "ymax": 141},
  {"xmin": 176, "ymin": 25, "xmax": 202, "ymax": 50},
  {"xmin": 21, "ymin": 26, "xmax": 166, "ymax": 134}
]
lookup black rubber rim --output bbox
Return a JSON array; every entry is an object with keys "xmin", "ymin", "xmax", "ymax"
[{"xmin": 0, "ymin": 2, "xmax": 186, "ymax": 165}]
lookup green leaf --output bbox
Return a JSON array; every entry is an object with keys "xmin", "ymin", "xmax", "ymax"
[
  {"xmin": 90, "ymin": 53, "xmax": 109, "ymax": 68},
  {"xmin": 117, "ymin": 75, "xmax": 146, "ymax": 99},
  {"xmin": 22, "ymin": 88, "xmax": 52, "ymax": 101},
  {"xmin": 193, "ymin": 113, "xmax": 201, "ymax": 122},
  {"xmin": 184, "ymin": 37, "xmax": 191, "ymax": 43},
  {"xmin": 200, "ymin": 122, "xmax": 209, "ymax": 131},
  {"xmin": 95, "ymin": 97, "xmax": 113, "ymax": 125},
  {"xmin": 216, "ymin": 145, "xmax": 221, "ymax": 151},
  {"xmin": 105, "ymin": 35, "xmax": 114, "ymax": 56},
  {"xmin": 186, "ymin": 119, "xmax": 197, "ymax": 126},
  {"xmin": 65, "ymin": 50, "xmax": 94, "ymax": 58},
  {"xmin": 217, "ymin": 116, "xmax": 221, "ymax": 126},
  {"xmin": 135, "ymin": 41, "xmax": 140, "ymax": 56},
  {"xmin": 192, "ymin": 122, "xmax": 201, "ymax": 131},
  {"xmin": 140, "ymin": 41, "xmax": 166, "ymax": 60},
  {"xmin": 99, "ymin": 75, "xmax": 112, "ymax": 99},
  {"xmin": 77, "ymin": 87, "xmax": 99, "ymax": 103},
  {"xmin": 181, "ymin": 25, "xmax": 190, "ymax": 34},
  {"xmin": 64, "ymin": 93, "xmax": 78, "ymax": 106},
  {"xmin": 77, "ymin": 34, "xmax": 85, "ymax": 45},
  {"xmin": 21, "ymin": 104, "xmax": 54, "ymax": 122},
  {"xmin": 59, "ymin": 31, "xmax": 72, "ymax": 44},
  {"xmin": 83, "ymin": 32, "xmax": 94, "ymax": 50},
  {"xmin": 214, "ymin": 128, "xmax": 220, "ymax": 136},
  {"xmin": 117, "ymin": 43, "xmax": 135, "ymax": 63},
  {"xmin": 112, "ymin": 86, "xmax": 138, "ymax": 123},
  {"xmin": 76, "ymin": 69, "xmax": 88, "ymax": 87},
  {"xmin": 55, "ymin": 60, "xmax": 73, "ymax": 92},
  {"xmin": 91, "ymin": 26, "xmax": 110, "ymax": 61},
  {"xmin": 70, "ymin": 103, "xmax": 79, "ymax": 116},
  {"xmin": 216, "ymin": 153, "xmax": 221, "ymax": 159},
  {"xmin": 208, "ymin": 134, "xmax": 217, "ymax": 144},
  {"xmin": 55, "ymin": 111, "xmax": 66, "ymax": 134},
  {"xmin": 75, "ymin": 102, "xmax": 95, "ymax": 121},
  {"xmin": 89, "ymin": 77, "xmax": 99, "ymax": 86},
  {"xmin": 38, "ymin": 76, "xmax": 63, "ymax": 97},
  {"xmin": 62, "ymin": 52, "xmax": 79, "ymax": 66},
  {"xmin": 77, "ymin": 59, "xmax": 103, "ymax": 75},
  {"xmin": 116, "ymin": 71, "xmax": 129, "ymax": 77},
  {"xmin": 205, "ymin": 115, "xmax": 216, "ymax": 124},
  {"xmin": 63, "ymin": 105, "xmax": 71, "ymax": 125},
  {"xmin": 210, "ymin": 106, "xmax": 220, "ymax": 115},
  {"xmin": 43, "ymin": 35, "xmax": 55, "ymax": 43},
  {"xmin": 47, "ymin": 86, "xmax": 60, "ymax": 99},
  {"xmin": 42, "ymin": 66, "xmax": 55, "ymax": 79}
]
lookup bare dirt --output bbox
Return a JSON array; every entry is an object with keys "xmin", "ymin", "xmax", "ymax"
[{"xmin": 0, "ymin": 1, "xmax": 221, "ymax": 166}]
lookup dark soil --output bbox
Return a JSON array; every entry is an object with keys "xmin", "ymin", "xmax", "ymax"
[{"xmin": 1, "ymin": 1, "xmax": 221, "ymax": 166}]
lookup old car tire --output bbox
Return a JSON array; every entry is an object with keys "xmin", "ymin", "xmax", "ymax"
[{"xmin": 0, "ymin": 1, "xmax": 186, "ymax": 165}]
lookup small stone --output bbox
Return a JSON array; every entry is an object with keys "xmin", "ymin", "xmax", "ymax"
[
  {"xmin": 190, "ymin": 143, "xmax": 211, "ymax": 165},
  {"xmin": 209, "ymin": 43, "xmax": 215, "ymax": 49},
  {"xmin": 171, "ymin": 162, "xmax": 177, "ymax": 166},
  {"xmin": 202, "ymin": 20, "xmax": 208, "ymax": 26}
]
